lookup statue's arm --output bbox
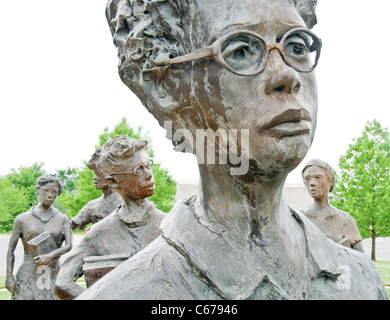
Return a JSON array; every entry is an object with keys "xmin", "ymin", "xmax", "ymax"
[
  {"xmin": 34, "ymin": 215, "xmax": 73, "ymax": 265},
  {"xmin": 70, "ymin": 204, "xmax": 91, "ymax": 230},
  {"xmin": 5, "ymin": 217, "xmax": 21, "ymax": 294},
  {"xmin": 53, "ymin": 216, "xmax": 73, "ymax": 257},
  {"xmin": 55, "ymin": 239, "xmax": 93, "ymax": 300}
]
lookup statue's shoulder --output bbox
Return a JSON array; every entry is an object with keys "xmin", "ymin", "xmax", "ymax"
[
  {"xmin": 76, "ymin": 235, "xmax": 194, "ymax": 299},
  {"xmin": 16, "ymin": 209, "xmax": 32, "ymax": 220}
]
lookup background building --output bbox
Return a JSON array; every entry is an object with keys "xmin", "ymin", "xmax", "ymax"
[{"xmin": 176, "ymin": 181, "xmax": 320, "ymax": 212}]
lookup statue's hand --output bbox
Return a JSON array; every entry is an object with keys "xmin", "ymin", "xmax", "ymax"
[
  {"xmin": 34, "ymin": 253, "xmax": 54, "ymax": 266},
  {"xmin": 5, "ymin": 275, "xmax": 17, "ymax": 295}
]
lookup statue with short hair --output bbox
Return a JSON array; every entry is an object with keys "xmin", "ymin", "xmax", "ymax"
[
  {"xmin": 6, "ymin": 174, "xmax": 72, "ymax": 300},
  {"xmin": 302, "ymin": 159, "xmax": 364, "ymax": 252},
  {"xmin": 55, "ymin": 136, "xmax": 165, "ymax": 300},
  {"xmin": 70, "ymin": 147, "xmax": 122, "ymax": 231},
  {"xmin": 78, "ymin": 0, "xmax": 387, "ymax": 300}
]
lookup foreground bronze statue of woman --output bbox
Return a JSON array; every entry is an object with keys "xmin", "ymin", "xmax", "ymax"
[
  {"xmin": 6, "ymin": 174, "xmax": 72, "ymax": 300},
  {"xmin": 302, "ymin": 159, "xmax": 364, "ymax": 252},
  {"xmin": 78, "ymin": 0, "xmax": 387, "ymax": 299}
]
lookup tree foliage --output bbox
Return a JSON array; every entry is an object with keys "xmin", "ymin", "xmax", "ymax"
[
  {"xmin": 56, "ymin": 166, "xmax": 102, "ymax": 218},
  {"xmin": 97, "ymin": 117, "xmax": 153, "ymax": 156},
  {"xmin": 56, "ymin": 117, "xmax": 176, "ymax": 217},
  {"xmin": 0, "ymin": 162, "xmax": 46, "ymax": 232},
  {"xmin": 0, "ymin": 178, "xmax": 30, "ymax": 232},
  {"xmin": 56, "ymin": 167, "xmax": 78, "ymax": 194},
  {"xmin": 331, "ymin": 120, "xmax": 390, "ymax": 258},
  {"xmin": 0, "ymin": 118, "xmax": 177, "ymax": 232},
  {"xmin": 149, "ymin": 162, "xmax": 177, "ymax": 213},
  {"xmin": 6, "ymin": 162, "xmax": 46, "ymax": 207}
]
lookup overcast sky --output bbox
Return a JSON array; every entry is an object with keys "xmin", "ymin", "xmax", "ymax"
[{"xmin": 1, "ymin": 0, "xmax": 389, "ymax": 185}]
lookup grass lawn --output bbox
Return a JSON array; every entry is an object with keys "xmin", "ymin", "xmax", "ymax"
[
  {"xmin": 373, "ymin": 260, "xmax": 390, "ymax": 299},
  {"xmin": 373, "ymin": 260, "xmax": 390, "ymax": 286}
]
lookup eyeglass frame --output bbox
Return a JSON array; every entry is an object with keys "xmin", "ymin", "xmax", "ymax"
[
  {"xmin": 153, "ymin": 27, "xmax": 322, "ymax": 76},
  {"xmin": 108, "ymin": 159, "xmax": 154, "ymax": 177}
]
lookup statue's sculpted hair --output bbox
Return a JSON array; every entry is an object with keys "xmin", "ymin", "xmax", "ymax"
[
  {"xmin": 35, "ymin": 174, "xmax": 64, "ymax": 196},
  {"xmin": 98, "ymin": 136, "xmax": 149, "ymax": 176},
  {"xmin": 105, "ymin": 0, "xmax": 318, "ymax": 136}
]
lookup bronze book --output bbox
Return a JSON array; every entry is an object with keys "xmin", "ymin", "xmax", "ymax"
[
  {"xmin": 82, "ymin": 253, "xmax": 131, "ymax": 287},
  {"xmin": 27, "ymin": 231, "xmax": 57, "ymax": 257}
]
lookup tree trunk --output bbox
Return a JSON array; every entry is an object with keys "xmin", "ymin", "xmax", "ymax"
[{"xmin": 371, "ymin": 229, "xmax": 376, "ymax": 261}]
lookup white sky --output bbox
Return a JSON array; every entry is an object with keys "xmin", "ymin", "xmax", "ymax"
[{"xmin": 1, "ymin": 0, "xmax": 389, "ymax": 185}]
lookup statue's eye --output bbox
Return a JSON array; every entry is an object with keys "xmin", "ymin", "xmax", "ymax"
[{"xmin": 221, "ymin": 33, "xmax": 266, "ymax": 74}]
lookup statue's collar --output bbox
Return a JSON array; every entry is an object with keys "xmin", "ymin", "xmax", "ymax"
[
  {"xmin": 160, "ymin": 196, "xmax": 341, "ymax": 299},
  {"xmin": 115, "ymin": 200, "xmax": 153, "ymax": 227}
]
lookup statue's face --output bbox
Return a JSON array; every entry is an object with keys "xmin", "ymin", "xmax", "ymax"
[
  {"xmin": 302, "ymin": 165, "xmax": 331, "ymax": 200},
  {"xmin": 38, "ymin": 182, "xmax": 59, "ymax": 207},
  {"xmin": 114, "ymin": 149, "xmax": 156, "ymax": 200},
  {"xmin": 189, "ymin": 0, "xmax": 318, "ymax": 177},
  {"xmin": 93, "ymin": 172, "xmax": 108, "ymax": 190}
]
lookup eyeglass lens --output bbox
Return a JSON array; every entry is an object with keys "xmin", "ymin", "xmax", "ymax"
[
  {"xmin": 133, "ymin": 159, "xmax": 153, "ymax": 175},
  {"xmin": 220, "ymin": 30, "xmax": 319, "ymax": 75},
  {"xmin": 221, "ymin": 33, "xmax": 267, "ymax": 76}
]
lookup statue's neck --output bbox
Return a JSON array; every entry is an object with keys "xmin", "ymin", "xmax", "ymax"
[
  {"xmin": 311, "ymin": 195, "xmax": 330, "ymax": 211},
  {"xmin": 118, "ymin": 197, "xmax": 151, "ymax": 223},
  {"xmin": 102, "ymin": 186, "xmax": 114, "ymax": 197},
  {"xmin": 197, "ymin": 164, "xmax": 292, "ymax": 238}
]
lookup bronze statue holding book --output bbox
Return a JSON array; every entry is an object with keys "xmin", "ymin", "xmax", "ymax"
[{"xmin": 6, "ymin": 174, "xmax": 72, "ymax": 300}]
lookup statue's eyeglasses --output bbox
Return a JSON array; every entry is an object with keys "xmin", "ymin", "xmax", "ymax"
[
  {"xmin": 154, "ymin": 28, "xmax": 322, "ymax": 76},
  {"xmin": 109, "ymin": 159, "xmax": 154, "ymax": 177}
]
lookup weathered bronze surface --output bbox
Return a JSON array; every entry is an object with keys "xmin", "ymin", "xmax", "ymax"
[
  {"xmin": 55, "ymin": 136, "xmax": 165, "ymax": 300},
  {"xmin": 70, "ymin": 148, "xmax": 122, "ymax": 231},
  {"xmin": 78, "ymin": 0, "xmax": 387, "ymax": 300},
  {"xmin": 6, "ymin": 175, "xmax": 72, "ymax": 300},
  {"xmin": 302, "ymin": 159, "xmax": 364, "ymax": 252}
]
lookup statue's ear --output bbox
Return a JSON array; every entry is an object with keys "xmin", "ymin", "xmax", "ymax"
[
  {"xmin": 141, "ymin": 66, "xmax": 184, "ymax": 114},
  {"xmin": 105, "ymin": 174, "xmax": 119, "ymax": 190}
]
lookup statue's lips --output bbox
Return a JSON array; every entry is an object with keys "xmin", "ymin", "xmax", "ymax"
[
  {"xmin": 268, "ymin": 120, "xmax": 311, "ymax": 137},
  {"xmin": 144, "ymin": 183, "xmax": 155, "ymax": 191},
  {"xmin": 259, "ymin": 108, "xmax": 312, "ymax": 137},
  {"xmin": 43, "ymin": 199, "xmax": 54, "ymax": 206}
]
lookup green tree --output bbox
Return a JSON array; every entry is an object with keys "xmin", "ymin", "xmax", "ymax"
[
  {"xmin": 6, "ymin": 162, "xmax": 46, "ymax": 207},
  {"xmin": 149, "ymin": 162, "xmax": 177, "ymax": 212},
  {"xmin": 57, "ymin": 167, "xmax": 78, "ymax": 194},
  {"xmin": 0, "ymin": 178, "xmax": 30, "ymax": 232},
  {"xmin": 331, "ymin": 120, "xmax": 390, "ymax": 260},
  {"xmin": 97, "ymin": 117, "xmax": 151, "ymax": 154},
  {"xmin": 57, "ymin": 118, "xmax": 177, "ymax": 217},
  {"xmin": 56, "ymin": 166, "xmax": 102, "ymax": 218}
]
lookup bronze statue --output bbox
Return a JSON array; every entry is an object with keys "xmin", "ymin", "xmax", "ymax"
[
  {"xmin": 70, "ymin": 148, "xmax": 122, "ymax": 231},
  {"xmin": 78, "ymin": 0, "xmax": 387, "ymax": 299},
  {"xmin": 302, "ymin": 159, "xmax": 364, "ymax": 252},
  {"xmin": 6, "ymin": 174, "xmax": 72, "ymax": 300},
  {"xmin": 55, "ymin": 136, "xmax": 165, "ymax": 300}
]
